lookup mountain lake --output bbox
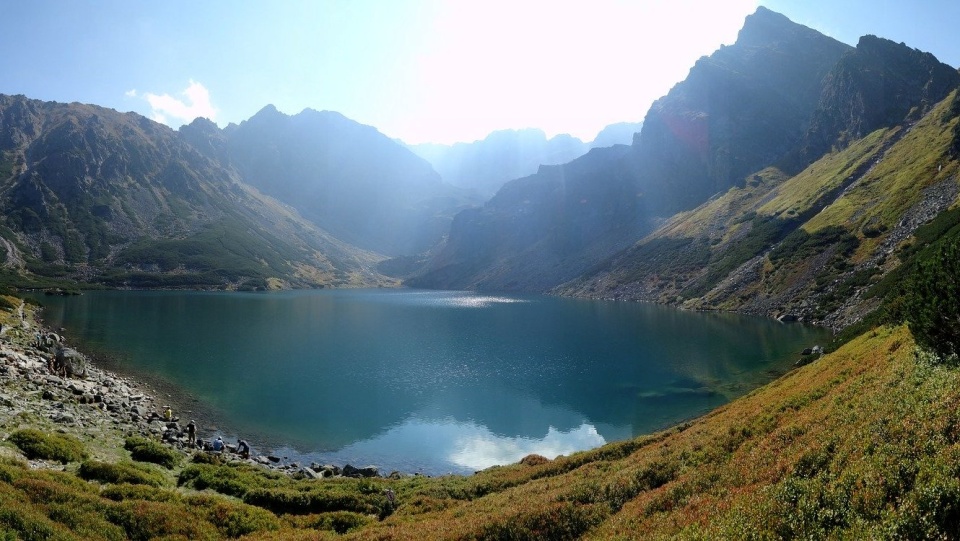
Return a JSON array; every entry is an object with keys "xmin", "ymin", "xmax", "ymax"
[{"xmin": 32, "ymin": 289, "xmax": 830, "ymax": 475}]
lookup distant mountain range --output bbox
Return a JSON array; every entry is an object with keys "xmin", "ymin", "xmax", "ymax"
[
  {"xmin": 0, "ymin": 97, "xmax": 473, "ymax": 288},
  {"xmin": 407, "ymin": 122, "xmax": 642, "ymax": 198},
  {"xmin": 0, "ymin": 5, "xmax": 958, "ymax": 335}
]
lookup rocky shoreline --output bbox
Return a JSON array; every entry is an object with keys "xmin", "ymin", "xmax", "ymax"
[{"xmin": 0, "ymin": 299, "xmax": 390, "ymax": 480}]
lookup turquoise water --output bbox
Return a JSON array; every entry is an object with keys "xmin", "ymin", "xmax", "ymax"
[{"xmin": 35, "ymin": 289, "xmax": 829, "ymax": 475}]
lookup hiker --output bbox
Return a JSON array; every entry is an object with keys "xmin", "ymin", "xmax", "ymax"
[
  {"xmin": 186, "ymin": 420, "xmax": 197, "ymax": 446},
  {"xmin": 163, "ymin": 406, "xmax": 173, "ymax": 421},
  {"xmin": 212, "ymin": 436, "xmax": 224, "ymax": 452},
  {"xmin": 237, "ymin": 439, "xmax": 250, "ymax": 459}
]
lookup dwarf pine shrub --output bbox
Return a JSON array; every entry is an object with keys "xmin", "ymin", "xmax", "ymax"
[
  {"xmin": 8, "ymin": 429, "xmax": 87, "ymax": 464},
  {"xmin": 123, "ymin": 436, "xmax": 179, "ymax": 469},
  {"xmin": 78, "ymin": 460, "xmax": 165, "ymax": 487}
]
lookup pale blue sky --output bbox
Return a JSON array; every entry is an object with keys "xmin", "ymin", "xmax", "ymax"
[{"xmin": 2, "ymin": 1, "xmax": 958, "ymax": 144}]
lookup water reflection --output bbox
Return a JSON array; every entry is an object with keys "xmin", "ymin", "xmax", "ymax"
[{"xmin": 278, "ymin": 417, "xmax": 607, "ymax": 475}]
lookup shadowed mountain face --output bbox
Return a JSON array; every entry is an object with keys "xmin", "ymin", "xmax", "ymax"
[
  {"xmin": 0, "ymin": 95, "xmax": 388, "ymax": 289},
  {"xmin": 635, "ymin": 7, "xmax": 852, "ymax": 212},
  {"xmin": 406, "ymin": 145, "xmax": 640, "ymax": 291},
  {"xmin": 202, "ymin": 106, "xmax": 476, "ymax": 257},
  {"xmin": 407, "ymin": 7, "xmax": 856, "ymax": 292},
  {"xmin": 795, "ymin": 35, "xmax": 960, "ymax": 166},
  {"xmin": 557, "ymin": 38, "xmax": 960, "ymax": 330}
]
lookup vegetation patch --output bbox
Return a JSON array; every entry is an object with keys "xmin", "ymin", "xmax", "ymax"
[
  {"xmin": 8, "ymin": 429, "xmax": 88, "ymax": 464},
  {"xmin": 78, "ymin": 460, "xmax": 165, "ymax": 487},
  {"xmin": 123, "ymin": 437, "xmax": 180, "ymax": 469}
]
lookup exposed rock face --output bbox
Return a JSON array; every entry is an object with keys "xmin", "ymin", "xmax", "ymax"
[
  {"xmin": 636, "ymin": 6, "xmax": 851, "ymax": 212},
  {"xmin": 796, "ymin": 35, "xmax": 960, "ymax": 166}
]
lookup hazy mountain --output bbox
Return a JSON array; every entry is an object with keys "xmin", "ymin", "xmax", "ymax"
[
  {"xmin": 406, "ymin": 6, "xmax": 855, "ymax": 291},
  {"xmin": 0, "ymin": 95, "xmax": 390, "ymax": 289},
  {"xmin": 188, "ymin": 106, "xmax": 476, "ymax": 257},
  {"xmin": 409, "ymin": 122, "xmax": 645, "ymax": 199},
  {"xmin": 590, "ymin": 121, "xmax": 643, "ymax": 149},
  {"xmin": 406, "ymin": 145, "xmax": 641, "ymax": 290},
  {"xmin": 408, "ymin": 128, "xmax": 589, "ymax": 198}
]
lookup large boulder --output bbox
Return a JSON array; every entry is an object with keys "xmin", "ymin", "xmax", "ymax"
[
  {"xmin": 55, "ymin": 348, "xmax": 88, "ymax": 379},
  {"xmin": 342, "ymin": 464, "xmax": 379, "ymax": 478}
]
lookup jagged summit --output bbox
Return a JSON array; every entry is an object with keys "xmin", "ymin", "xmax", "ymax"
[{"xmin": 735, "ymin": 5, "xmax": 812, "ymax": 47}]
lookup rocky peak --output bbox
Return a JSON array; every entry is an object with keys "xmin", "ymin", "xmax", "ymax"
[
  {"xmin": 795, "ymin": 34, "xmax": 960, "ymax": 163},
  {"xmin": 735, "ymin": 6, "xmax": 813, "ymax": 48}
]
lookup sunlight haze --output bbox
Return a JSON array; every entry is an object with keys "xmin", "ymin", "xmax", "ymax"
[{"xmin": 2, "ymin": 1, "xmax": 959, "ymax": 144}]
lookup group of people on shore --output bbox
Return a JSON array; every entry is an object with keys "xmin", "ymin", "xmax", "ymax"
[{"xmin": 159, "ymin": 408, "xmax": 251, "ymax": 459}]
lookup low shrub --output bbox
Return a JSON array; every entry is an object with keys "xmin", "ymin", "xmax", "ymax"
[
  {"xmin": 243, "ymin": 485, "xmax": 384, "ymax": 516},
  {"xmin": 105, "ymin": 500, "xmax": 220, "ymax": 541},
  {"xmin": 8, "ymin": 429, "xmax": 87, "ymax": 464},
  {"xmin": 78, "ymin": 460, "xmax": 165, "ymax": 487},
  {"xmin": 473, "ymin": 502, "xmax": 609, "ymax": 540},
  {"xmin": 178, "ymin": 462, "xmax": 287, "ymax": 498},
  {"xmin": 286, "ymin": 511, "xmax": 374, "ymax": 534},
  {"xmin": 187, "ymin": 494, "xmax": 282, "ymax": 537},
  {"xmin": 100, "ymin": 483, "xmax": 181, "ymax": 503},
  {"xmin": 123, "ymin": 436, "xmax": 180, "ymax": 469}
]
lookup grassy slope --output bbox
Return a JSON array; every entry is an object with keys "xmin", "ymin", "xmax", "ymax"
[
  {"xmin": 561, "ymin": 90, "xmax": 960, "ymax": 328},
  {"xmin": 5, "ymin": 325, "xmax": 960, "ymax": 539}
]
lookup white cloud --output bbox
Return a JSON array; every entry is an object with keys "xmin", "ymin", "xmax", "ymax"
[
  {"xmin": 144, "ymin": 80, "xmax": 217, "ymax": 127},
  {"xmin": 125, "ymin": 89, "xmax": 137, "ymax": 98}
]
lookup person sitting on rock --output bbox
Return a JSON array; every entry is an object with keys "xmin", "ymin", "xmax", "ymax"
[
  {"xmin": 163, "ymin": 406, "xmax": 173, "ymax": 421},
  {"xmin": 237, "ymin": 439, "xmax": 250, "ymax": 459},
  {"xmin": 212, "ymin": 436, "xmax": 224, "ymax": 452}
]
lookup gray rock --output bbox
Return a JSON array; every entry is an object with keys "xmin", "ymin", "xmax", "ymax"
[
  {"xmin": 54, "ymin": 348, "xmax": 88, "ymax": 379},
  {"xmin": 301, "ymin": 467, "xmax": 321, "ymax": 479},
  {"xmin": 342, "ymin": 464, "xmax": 379, "ymax": 478},
  {"xmin": 52, "ymin": 412, "xmax": 76, "ymax": 424}
]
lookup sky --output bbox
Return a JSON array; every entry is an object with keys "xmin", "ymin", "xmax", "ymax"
[{"xmin": 2, "ymin": 1, "xmax": 959, "ymax": 145}]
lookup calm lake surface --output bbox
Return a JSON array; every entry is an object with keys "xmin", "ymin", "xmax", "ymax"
[{"xmin": 35, "ymin": 289, "xmax": 829, "ymax": 475}]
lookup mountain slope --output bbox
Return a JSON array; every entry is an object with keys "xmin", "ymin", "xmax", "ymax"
[
  {"xmin": 406, "ymin": 144, "xmax": 641, "ymax": 291},
  {"xmin": 0, "ymin": 95, "xmax": 389, "ymax": 289},
  {"xmin": 635, "ymin": 6, "xmax": 852, "ymax": 212},
  {"xmin": 408, "ymin": 7, "xmax": 855, "ymax": 292},
  {"xmin": 560, "ymin": 85, "xmax": 960, "ymax": 329},
  {"xmin": 207, "ymin": 106, "xmax": 475, "ymax": 257}
]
